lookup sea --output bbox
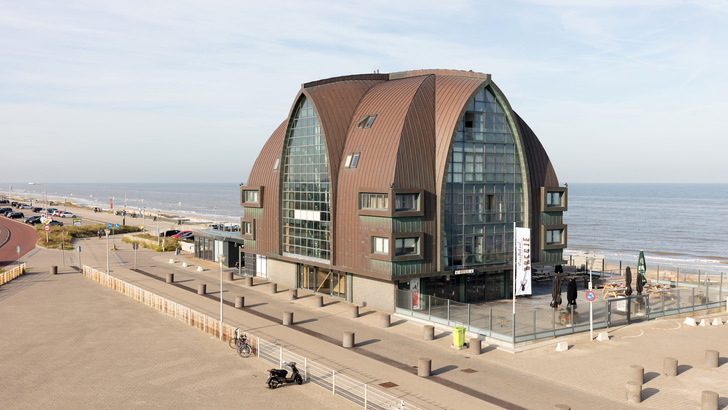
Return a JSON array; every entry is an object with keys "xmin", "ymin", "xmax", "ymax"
[{"xmin": 4, "ymin": 182, "xmax": 727, "ymax": 274}]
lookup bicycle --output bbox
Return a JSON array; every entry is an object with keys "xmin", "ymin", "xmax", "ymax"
[{"xmin": 229, "ymin": 328, "xmax": 252, "ymax": 358}]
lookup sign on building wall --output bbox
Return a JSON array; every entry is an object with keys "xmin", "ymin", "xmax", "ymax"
[{"xmin": 514, "ymin": 227, "xmax": 531, "ymax": 296}]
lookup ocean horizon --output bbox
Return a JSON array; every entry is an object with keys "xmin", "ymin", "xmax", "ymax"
[{"xmin": 4, "ymin": 181, "xmax": 726, "ymax": 274}]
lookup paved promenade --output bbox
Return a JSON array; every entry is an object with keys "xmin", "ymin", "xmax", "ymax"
[{"xmin": 1, "ymin": 211, "xmax": 727, "ymax": 409}]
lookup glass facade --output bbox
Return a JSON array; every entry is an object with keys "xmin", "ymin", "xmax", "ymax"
[
  {"xmin": 281, "ymin": 97, "xmax": 331, "ymax": 262},
  {"xmin": 443, "ymin": 87, "xmax": 525, "ymax": 269}
]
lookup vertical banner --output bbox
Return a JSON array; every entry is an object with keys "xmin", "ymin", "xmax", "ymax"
[
  {"xmin": 410, "ymin": 278, "xmax": 420, "ymax": 309},
  {"xmin": 514, "ymin": 227, "xmax": 531, "ymax": 296}
]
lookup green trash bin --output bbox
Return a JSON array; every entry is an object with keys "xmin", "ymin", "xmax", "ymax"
[{"xmin": 452, "ymin": 326, "xmax": 465, "ymax": 347}]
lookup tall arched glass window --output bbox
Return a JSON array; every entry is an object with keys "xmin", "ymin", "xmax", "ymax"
[
  {"xmin": 443, "ymin": 87, "xmax": 525, "ymax": 269},
  {"xmin": 281, "ymin": 97, "xmax": 331, "ymax": 262}
]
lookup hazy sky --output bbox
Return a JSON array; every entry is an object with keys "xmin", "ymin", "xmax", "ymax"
[{"xmin": 2, "ymin": 0, "xmax": 727, "ymax": 183}]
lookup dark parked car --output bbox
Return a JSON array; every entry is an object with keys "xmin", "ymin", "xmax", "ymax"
[
  {"xmin": 7, "ymin": 212, "xmax": 24, "ymax": 219},
  {"xmin": 0, "ymin": 199, "xmax": 9, "ymax": 204},
  {"xmin": 160, "ymin": 229, "xmax": 180, "ymax": 237},
  {"xmin": 10, "ymin": 201, "xmax": 18, "ymax": 207},
  {"xmin": 48, "ymin": 220, "xmax": 63, "ymax": 227},
  {"xmin": 25, "ymin": 216, "xmax": 42, "ymax": 225},
  {"xmin": 0, "ymin": 207, "xmax": 12, "ymax": 215},
  {"xmin": 178, "ymin": 232, "xmax": 194, "ymax": 240},
  {"xmin": 31, "ymin": 207, "xmax": 43, "ymax": 213}
]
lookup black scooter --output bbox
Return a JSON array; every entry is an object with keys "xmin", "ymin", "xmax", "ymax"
[{"xmin": 267, "ymin": 361, "xmax": 303, "ymax": 388}]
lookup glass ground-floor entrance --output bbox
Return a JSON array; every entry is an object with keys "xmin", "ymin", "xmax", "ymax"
[
  {"xmin": 297, "ymin": 264, "xmax": 348, "ymax": 300},
  {"xmin": 417, "ymin": 270, "xmax": 508, "ymax": 303}
]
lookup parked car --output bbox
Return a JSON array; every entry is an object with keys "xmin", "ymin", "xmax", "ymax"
[
  {"xmin": 50, "ymin": 210, "xmax": 62, "ymax": 216},
  {"xmin": 31, "ymin": 207, "xmax": 43, "ymax": 213},
  {"xmin": 48, "ymin": 220, "xmax": 63, "ymax": 227},
  {"xmin": 159, "ymin": 229, "xmax": 180, "ymax": 237},
  {"xmin": 25, "ymin": 216, "xmax": 42, "ymax": 225},
  {"xmin": 0, "ymin": 199, "xmax": 9, "ymax": 204},
  {"xmin": 170, "ymin": 230, "xmax": 191, "ymax": 238},
  {"xmin": 19, "ymin": 204, "xmax": 32, "ymax": 209},
  {"xmin": 7, "ymin": 212, "xmax": 24, "ymax": 219},
  {"xmin": 0, "ymin": 207, "xmax": 12, "ymax": 215},
  {"xmin": 10, "ymin": 201, "xmax": 18, "ymax": 207},
  {"xmin": 59, "ymin": 212, "xmax": 77, "ymax": 218},
  {"xmin": 178, "ymin": 232, "xmax": 194, "ymax": 240}
]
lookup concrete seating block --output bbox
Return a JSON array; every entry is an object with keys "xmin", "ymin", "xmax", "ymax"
[
  {"xmin": 423, "ymin": 325, "xmax": 434, "ymax": 341},
  {"xmin": 343, "ymin": 331, "xmax": 355, "ymax": 348},
  {"xmin": 182, "ymin": 262, "xmax": 188, "ymax": 267},
  {"xmin": 50, "ymin": 266, "xmax": 57, "ymax": 275},
  {"xmin": 469, "ymin": 338, "xmax": 482, "ymax": 355},
  {"xmin": 166, "ymin": 273, "xmax": 174, "ymax": 283},
  {"xmin": 168, "ymin": 259, "xmax": 174, "ymax": 264},
  {"xmin": 225, "ymin": 271, "xmax": 234, "ymax": 281},
  {"xmin": 699, "ymin": 319, "xmax": 709, "ymax": 326},
  {"xmin": 282, "ymin": 311, "xmax": 293, "ymax": 326},
  {"xmin": 269, "ymin": 283, "xmax": 277, "ymax": 294},
  {"xmin": 664, "ymin": 357, "xmax": 678, "ymax": 376},
  {"xmin": 626, "ymin": 381, "xmax": 642, "ymax": 404},
  {"xmin": 314, "ymin": 295, "xmax": 323, "ymax": 308},
  {"xmin": 711, "ymin": 318, "xmax": 723, "ymax": 326},
  {"xmin": 244, "ymin": 276, "xmax": 253, "ymax": 287},
  {"xmin": 701, "ymin": 390, "xmax": 718, "ymax": 410},
  {"xmin": 684, "ymin": 317, "xmax": 697, "ymax": 326},
  {"xmin": 556, "ymin": 341, "xmax": 568, "ymax": 352},
  {"xmin": 380, "ymin": 313, "xmax": 390, "ymax": 328},
  {"xmin": 705, "ymin": 350, "xmax": 719, "ymax": 368},
  {"xmin": 289, "ymin": 288, "xmax": 298, "ymax": 301},
  {"xmin": 349, "ymin": 305, "xmax": 359, "ymax": 318},
  {"xmin": 235, "ymin": 296, "xmax": 244, "ymax": 308},
  {"xmin": 597, "ymin": 332, "xmax": 609, "ymax": 341},
  {"xmin": 417, "ymin": 358, "xmax": 431, "ymax": 377},
  {"xmin": 629, "ymin": 365, "xmax": 644, "ymax": 385},
  {"xmin": 197, "ymin": 266, "xmax": 203, "ymax": 272},
  {"xmin": 197, "ymin": 283, "xmax": 206, "ymax": 295}
]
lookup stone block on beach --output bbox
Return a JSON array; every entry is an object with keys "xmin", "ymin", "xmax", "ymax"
[
  {"xmin": 684, "ymin": 317, "xmax": 696, "ymax": 326},
  {"xmin": 711, "ymin": 318, "xmax": 723, "ymax": 326},
  {"xmin": 699, "ymin": 319, "xmax": 709, "ymax": 326},
  {"xmin": 556, "ymin": 341, "xmax": 568, "ymax": 352}
]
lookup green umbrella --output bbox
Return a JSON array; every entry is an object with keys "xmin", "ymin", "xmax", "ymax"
[{"xmin": 637, "ymin": 250, "xmax": 648, "ymax": 292}]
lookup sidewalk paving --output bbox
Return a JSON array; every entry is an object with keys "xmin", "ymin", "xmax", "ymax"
[{"xmin": 9, "ymin": 232, "xmax": 728, "ymax": 409}]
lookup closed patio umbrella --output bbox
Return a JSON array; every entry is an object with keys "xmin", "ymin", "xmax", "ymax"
[
  {"xmin": 625, "ymin": 266, "xmax": 633, "ymax": 296},
  {"xmin": 550, "ymin": 274, "xmax": 562, "ymax": 308},
  {"xmin": 636, "ymin": 251, "xmax": 647, "ymax": 295},
  {"xmin": 567, "ymin": 278, "xmax": 578, "ymax": 306}
]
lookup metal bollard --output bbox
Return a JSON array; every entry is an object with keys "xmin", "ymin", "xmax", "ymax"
[
  {"xmin": 626, "ymin": 381, "xmax": 642, "ymax": 404},
  {"xmin": 314, "ymin": 295, "xmax": 323, "ymax": 308},
  {"xmin": 289, "ymin": 288, "xmax": 298, "ymax": 301},
  {"xmin": 423, "ymin": 325, "xmax": 434, "ymax": 341},
  {"xmin": 225, "ymin": 271, "xmax": 234, "ymax": 281},
  {"xmin": 50, "ymin": 266, "xmax": 57, "ymax": 275},
  {"xmin": 417, "ymin": 358, "xmax": 431, "ymax": 377},
  {"xmin": 235, "ymin": 296, "xmax": 244, "ymax": 308},
  {"xmin": 244, "ymin": 276, "xmax": 253, "ymax": 287},
  {"xmin": 705, "ymin": 350, "xmax": 719, "ymax": 368},
  {"xmin": 343, "ymin": 331, "xmax": 355, "ymax": 348},
  {"xmin": 380, "ymin": 313, "xmax": 390, "ymax": 328},
  {"xmin": 701, "ymin": 391, "xmax": 718, "ymax": 410},
  {"xmin": 350, "ymin": 305, "xmax": 359, "ymax": 318},
  {"xmin": 197, "ymin": 283, "xmax": 206, "ymax": 295},
  {"xmin": 469, "ymin": 338, "xmax": 482, "ymax": 355},
  {"xmin": 629, "ymin": 365, "xmax": 644, "ymax": 385},
  {"xmin": 664, "ymin": 357, "xmax": 678, "ymax": 376},
  {"xmin": 166, "ymin": 273, "xmax": 174, "ymax": 283},
  {"xmin": 269, "ymin": 283, "xmax": 277, "ymax": 294},
  {"xmin": 282, "ymin": 311, "xmax": 293, "ymax": 326}
]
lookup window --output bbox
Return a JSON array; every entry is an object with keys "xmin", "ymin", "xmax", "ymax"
[
  {"xmin": 360, "ymin": 193, "xmax": 388, "ymax": 210},
  {"xmin": 243, "ymin": 190, "xmax": 259, "ymax": 204},
  {"xmin": 395, "ymin": 193, "xmax": 418, "ymax": 211},
  {"xmin": 356, "ymin": 114, "xmax": 377, "ymax": 129},
  {"xmin": 546, "ymin": 229, "xmax": 563, "ymax": 245},
  {"xmin": 344, "ymin": 153, "xmax": 360, "ymax": 169},
  {"xmin": 546, "ymin": 192, "xmax": 562, "ymax": 207},
  {"xmin": 372, "ymin": 237, "xmax": 389, "ymax": 254},
  {"xmin": 273, "ymin": 158, "xmax": 279, "ymax": 170},
  {"xmin": 395, "ymin": 237, "xmax": 418, "ymax": 256},
  {"xmin": 243, "ymin": 221, "xmax": 253, "ymax": 235}
]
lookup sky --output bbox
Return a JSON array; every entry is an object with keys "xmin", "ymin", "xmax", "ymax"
[{"xmin": 1, "ymin": 0, "xmax": 727, "ymax": 184}]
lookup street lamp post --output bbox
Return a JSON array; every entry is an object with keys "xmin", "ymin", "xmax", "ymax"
[
  {"xmin": 587, "ymin": 256, "xmax": 595, "ymax": 340},
  {"xmin": 105, "ymin": 229, "xmax": 111, "ymax": 274},
  {"xmin": 219, "ymin": 254, "xmax": 226, "ymax": 340},
  {"xmin": 28, "ymin": 182, "xmax": 47, "ymax": 209}
]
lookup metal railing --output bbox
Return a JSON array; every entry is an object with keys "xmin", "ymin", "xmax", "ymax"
[{"xmin": 395, "ymin": 279, "xmax": 727, "ymax": 344}]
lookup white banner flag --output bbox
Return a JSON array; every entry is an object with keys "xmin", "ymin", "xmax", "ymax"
[{"xmin": 514, "ymin": 227, "xmax": 531, "ymax": 296}]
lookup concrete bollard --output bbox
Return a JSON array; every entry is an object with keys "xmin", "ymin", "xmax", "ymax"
[
  {"xmin": 225, "ymin": 271, "xmax": 234, "ymax": 281},
  {"xmin": 350, "ymin": 305, "xmax": 359, "ymax": 318},
  {"xmin": 629, "ymin": 365, "xmax": 644, "ymax": 385},
  {"xmin": 380, "ymin": 313, "xmax": 390, "ymax": 328},
  {"xmin": 168, "ymin": 259, "xmax": 174, "ymax": 264},
  {"xmin": 182, "ymin": 262, "xmax": 188, "ymax": 267},
  {"xmin": 597, "ymin": 332, "xmax": 609, "ymax": 341},
  {"xmin": 282, "ymin": 311, "xmax": 293, "ymax": 326},
  {"xmin": 289, "ymin": 288, "xmax": 297, "ymax": 301},
  {"xmin": 197, "ymin": 283, "xmax": 206, "ymax": 295},
  {"xmin": 343, "ymin": 331, "xmax": 355, "ymax": 348},
  {"xmin": 235, "ymin": 296, "xmax": 244, "ymax": 308},
  {"xmin": 244, "ymin": 276, "xmax": 253, "ymax": 287},
  {"xmin": 423, "ymin": 325, "xmax": 434, "ymax": 341},
  {"xmin": 196, "ymin": 266, "xmax": 203, "ymax": 272},
  {"xmin": 314, "ymin": 295, "xmax": 323, "ymax": 308},
  {"xmin": 701, "ymin": 391, "xmax": 718, "ymax": 410},
  {"xmin": 626, "ymin": 381, "xmax": 642, "ymax": 404},
  {"xmin": 50, "ymin": 266, "xmax": 57, "ymax": 275},
  {"xmin": 417, "ymin": 358, "xmax": 431, "ymax": 377},
  {"xmin": 269, "ymin": 283, "xmax": 277, "ymax": 294},
  {"xmin": 705, "ymin": 350, "xmax": 719, "ymax": 368},
  {"xmin": 664, "ymin": 357, "xmax": 678, "ymax": 376},
  {"xmin": 553, "ymin": 405, "xmax": 570, "ymax": 410},
  {"xmin": 166, "ymin": 273, "xmax": 174, "ymax": 283},
  {"xmin": 469, "ymin": 338, "xmax": 482, "ymax": 355},
  {"xmin": 556, "ymin": 341, "xmax": 568, "ymax": 352}
]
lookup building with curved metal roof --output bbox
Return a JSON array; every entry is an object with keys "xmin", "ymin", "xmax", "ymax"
[{"xmin": 241, "ymin": 69, "xmax": 567, "ymax": 311}]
